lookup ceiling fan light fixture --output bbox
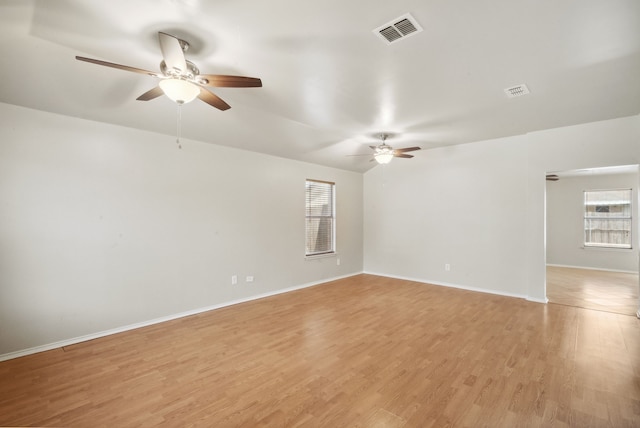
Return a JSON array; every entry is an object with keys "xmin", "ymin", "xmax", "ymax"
[
  {"xmin": 159, "ymin": 78, "xmax": 200, "ymax": 104},
  {"xmin": 374, "ymin": 149, "xmax": 394, "ymax": 164}
]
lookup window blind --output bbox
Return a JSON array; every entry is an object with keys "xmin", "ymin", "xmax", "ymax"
[{"xmin": 305, "ymin": 179, "xmax": 335, "ymax": 256}]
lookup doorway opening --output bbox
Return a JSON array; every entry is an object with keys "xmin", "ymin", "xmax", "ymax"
[{"xmin": 545, "ymin": 165, "xmax": 640, "ymax": 316}]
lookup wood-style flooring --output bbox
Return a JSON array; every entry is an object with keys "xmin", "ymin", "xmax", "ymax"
[
  {"xmin": 547, "ymin": 266, "xmax": 639, "ymax": 316},
  {"xmin": 1, "ymin": 274, "xmax": 639, "ymax": 427}
]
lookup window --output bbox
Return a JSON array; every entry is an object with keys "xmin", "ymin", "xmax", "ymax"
[
  {"xmin": 305, "ymin": 179, "xmax": 335, "ymax": 256},
  {"xmin": 584, "ymin": 189, "xmax": 632, "ymax": 249}
]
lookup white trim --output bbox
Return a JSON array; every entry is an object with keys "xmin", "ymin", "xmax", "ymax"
[
  {"xmin": 304, "ymin": 252, "xmax": 337, "ymax": 260},
  {"xmin": 0, "ymin": 272, "xmax": 362, "ymax": 362},
  {"xmin": 546, "ymin": 263, "xmax": 637, "ymax": 274},
  {"xmin": 581, "ymin": 245, "xmax": 633, "ymax": 252},
  {"xmin": 527, "ymin": 296, "xmax": 549, "ymax": 304},
  {"xmin": 362, "ymin": 271, "xmax": 543, "ymax": 302}
]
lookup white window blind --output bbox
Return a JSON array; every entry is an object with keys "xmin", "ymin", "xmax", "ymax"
[
  {"xmin": 584, "ymin": 189, "xmax": 632, "ymax": 249},
  {"xmin": 305, "ymin": 179, "xmax": 335, "ymax": 256}
]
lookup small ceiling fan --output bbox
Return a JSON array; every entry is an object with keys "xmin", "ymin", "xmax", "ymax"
[
  {"xmin": 76, "ymin": 32, "xmax": 262, "ymax": 111},
  {"xmin": 352, "ymin": 134, "xmax": 421, "ymax": 164}
]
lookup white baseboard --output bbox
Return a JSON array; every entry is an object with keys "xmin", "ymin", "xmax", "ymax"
[
  {"xmin": 0, "ymin": 272, "xmax": 362, "ymax": 363},
  {"xmin": 546, "ymin": 263, "xmax": 637, "ymax": 274},
  {"xmin": 526, "ymin": 296, "xmax": 549, "ymax": 304},
  {"xmin": 363, "ymin": 271, "xmax": 544, "ymax": 302}
]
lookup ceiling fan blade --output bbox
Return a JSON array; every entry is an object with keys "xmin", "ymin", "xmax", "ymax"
[
  {"xmin": 394, "ymin": 153, "xmax": 414, "ymax": 158},
  {"xmin": 158, "ymin": 32, "xmax": 187, "ymax": 74},
  {"xmin": 198, "ymin": 89, "xmax": 231, "ymax": 111},
  {"xmin": 395, "ymin": 146, "xmax": 421, "ymax": 153},
  {"xmin": 199, "ymin": 75, "xmax": 262, "ymax": 88},
  {"xmin": 369, "ymin": 145, "xmax": 379, "ymax": 150},
  {"xmin": 136, "ymin": 86, "xmax": 164, "ymax": 101},
  {"xmin": 76, "ymin": 56, "xmax": 158, "ymax": 77}
]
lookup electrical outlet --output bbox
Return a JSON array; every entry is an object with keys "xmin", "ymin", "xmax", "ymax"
[
  {"xmin": 231, "ymin": 275, "xmax": 237, "ymax": 285},
  {"xmin": 445, "ymin": 264, "xmax": 451, "ymax": 271},
  {"xmin": 246, "ymin": 276, "xmax": 254, "ymax": 283},
  {"xmin": 337, "ymin": 258, "xmax": 341, "ymax": 266}
]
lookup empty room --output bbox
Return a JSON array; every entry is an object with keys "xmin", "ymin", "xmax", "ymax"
[{"xmin": 1, "ymin": 1, "xmax": 639, "ymax": 427}]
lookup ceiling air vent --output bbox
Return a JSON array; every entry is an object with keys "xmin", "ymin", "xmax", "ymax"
[
  {"xmin": 374, "ymin": 13, "xmax": 423, "ymax": 45},
  {"xmin": 504, "ymin": 84, "xmax": 530, "ymax": 98}
]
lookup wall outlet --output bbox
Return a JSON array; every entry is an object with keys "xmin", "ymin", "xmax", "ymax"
[
  {"xmin": 231, "ymin": 275, "xmax": 238, "ymax": 285},
  {"xmin": 337, "ymin": 258, "xmax": 341, "ymax": 266},
  {"xmin": 445, "ymin": 264, "xmax": 451, "ymax": 271},
  {"xmin": 246, "ymin": 276, "xmax": 254, "ymax": 283}
]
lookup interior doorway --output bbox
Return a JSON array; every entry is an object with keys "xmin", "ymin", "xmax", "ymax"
[{"xmin": 545, "ymin": 165, "xmax": 640, "ymax": 316}]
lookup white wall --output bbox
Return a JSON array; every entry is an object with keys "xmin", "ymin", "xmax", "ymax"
[
  {"xmin": 0, "ymin": 103, "xmax": 363, "ymax": 357},
  {"xmin": 364, "ymin": 137, "xmax": 531, "ymax": 298},
  {"xmin": 546, "ymin": 172, "xmax": 638, "ymax": 272},
  {"xmin": 364, "ymin": 114, "xmax": 640, "ymax": 303}
]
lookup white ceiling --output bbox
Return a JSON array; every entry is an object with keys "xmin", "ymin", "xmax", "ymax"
[{"xmin": 1, "ymin": 0, "xmax": 639, "ymax": 173}]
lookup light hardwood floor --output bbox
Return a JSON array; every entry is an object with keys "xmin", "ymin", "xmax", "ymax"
[
  {"xmin": 547, "ymin": 266, "xmax": 639, "ymax": 316},
  {"xmin": 1, "ymin": 274, "xmax": 639, "ymax": 427}
]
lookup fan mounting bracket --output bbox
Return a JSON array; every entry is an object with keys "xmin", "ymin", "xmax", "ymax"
[
  {"xmin": 177, "ymin": 38, "xmax": 190, "ymax": 53},
  {"xmin": 160, "ymin": 59, "xmax": 200, "ymax": 80}
]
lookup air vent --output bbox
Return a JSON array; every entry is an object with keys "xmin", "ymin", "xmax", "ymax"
[
  {"xmin": 504, "ymin": 84, "xmax": 530, "ymax": 98},
  {"xmin": 374, "ymin": 13, "xmax": 423, "ymax": 44}
]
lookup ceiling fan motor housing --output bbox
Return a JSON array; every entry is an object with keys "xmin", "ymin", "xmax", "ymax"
[{"xmin": 160, "ymin": 60, "xmax": 199, "ymax": 80}]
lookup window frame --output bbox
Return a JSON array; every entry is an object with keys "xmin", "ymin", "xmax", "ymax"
[
  {"xmin": 305, "ymin": 179, "xmax": 336, "ymax": 258},
  {"xmin": 583, "ymin": 188, "xmax": 632, "ymax": 250}
]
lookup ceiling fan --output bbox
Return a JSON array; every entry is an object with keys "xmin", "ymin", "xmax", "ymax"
[
  {"xmin": 75, "ymin": 32, "xmax": 262, "ymax": 111},
  {"xmin": 353, "ymin": 134, "xmax": 421, "ymax": 164}
]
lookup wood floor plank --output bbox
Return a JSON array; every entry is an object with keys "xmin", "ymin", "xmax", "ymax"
[{"xmin": 1, "ymin": 274, "xmax": 639, "ymax": 427}]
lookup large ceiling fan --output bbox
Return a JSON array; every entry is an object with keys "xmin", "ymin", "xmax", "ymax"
[
  {"xmin": 76, "ymin": 32, "xmax": 262, "ymax": 111},
  {"xmin": 354, "ymin": 134, "xmax": 421, "ymax": 164}
]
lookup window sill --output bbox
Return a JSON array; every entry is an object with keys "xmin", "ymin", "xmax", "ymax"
[
  {"xmin": 305, "ymin": 252, "xmax": 337, "ymax": 260},
  {"xmin": 582, "ymin": 245, "xmax": 634, "ymax": 252}
]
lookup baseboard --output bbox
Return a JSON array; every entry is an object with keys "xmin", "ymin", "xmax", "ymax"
[
  {"xmin": 0, "ymin": 272, "xmax": 363, "ymax": 362},
  {"xmin": 363, "ymin": 271, "xmax": 538, "ymax": 302},
  {"xmin": 546, "ymin": 264, "xmax": 637, "ymax": 274},
  {"xmin": 526, "ymin": 296, "xmax": 549, "ymax": 304}
]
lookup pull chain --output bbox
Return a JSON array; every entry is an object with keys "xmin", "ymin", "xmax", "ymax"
[{"xmin": 176, "ymin": 102, "xmax": 183, "ymax": 149}]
